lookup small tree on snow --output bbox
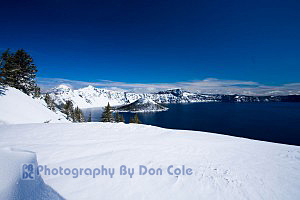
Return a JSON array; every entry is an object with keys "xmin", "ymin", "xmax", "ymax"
[
  {"xmin": 44, "ymin": 93, "xmax": 56, "ymax": 111},
  {"xmin": 101, "ymin": 103, "xmax": 114, "ymax": 122},
  {"xmin": 63, "ymin": 100, "xmax": 74, "ymax": 121},
  {"xmin": 74, "ymin": 106, "xmax": 85, "ymax": 122},
  {"xmin": 129, "ymin": 114, "xmax": 141, "ymax": 124}
]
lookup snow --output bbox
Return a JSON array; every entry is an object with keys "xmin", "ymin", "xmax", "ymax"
[
  {"xmin": 0, "ymin": 122, "xmax": 300, "ymax": 200},
  {"xmin": 0, "ymin": 147, "xmax": 63, "ymax": 199},
  {"xmin": 56, "ymin": 84, "xmax": 72, "ymax": 90},
  {"xmin": 134, "ymin": 98, "xmax": 157, "ymax": 104},
  {"xmin": 0, "ymin": 86, "xmax": 69, "ymax": 124}
]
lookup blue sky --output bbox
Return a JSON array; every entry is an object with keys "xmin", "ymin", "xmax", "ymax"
[{"xmin": 1, "ymin": 0, "xmax": 300, "ymax": 92}]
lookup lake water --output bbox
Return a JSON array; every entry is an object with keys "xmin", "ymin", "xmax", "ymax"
[{"xmin": 82, "ymin": 102, "xmax": 300, "ymax": 146}]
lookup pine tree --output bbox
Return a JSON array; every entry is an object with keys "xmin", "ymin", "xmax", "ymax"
[
  {"xmin": 63, "ymin": 100, "xmax": 74, "ymax": 121},
  {"xmin": 115, "ymin": 112, "xmax": 125, "ymax": 123},
  {"xmin": 115, "ymin": 112, "xmax": 120, "ymax": 122},
  {"xmin": 44, "ymin": 93, "xmax": 50, "ymax": 104},
  {"xmin": 71, "ymin": 108, "xmax": 75, "ymax": 122},
  {"xmin": 44, "ymin": 93, "xmax": 55, "ymax": 111},
  {"xmin": 134, "ymin": 113, "xmax": 141, "ymax": 124},
  {"xmin": 101, "ymin": 103, "xmax": 114, "ymax": 122},
  {"xmin": 33, "ymin": 85, "xmax": 41, "ymax": 98},
  {"xmin": 87, "ymin": 112, "xmax": 92, "ymax": 122},
  {"xmin": 0, "ymin": 49, "xmax": 38, "ymax": 95},
  {"xmin": 80, "ymin": 109, "xmax": 85, "ymax": 122},
  {"xmin": 0, "ymin": 49, "xmax": 11, "ymax": 86},
  {"xmin": 74, "ymin": 106, "xmax": 85, "ymax": 122},
  {"xmin": 74, "ymin": 107, "xmax": 80, "ymax": 122}
]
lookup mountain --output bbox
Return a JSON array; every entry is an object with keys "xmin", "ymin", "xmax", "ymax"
[
  {"xmin": 114, "ymin": 98, "xmax": 169, "ymax": 112},
  {"xmin": 0, "ymin": 86, "xmax": 69, "ymax": 124},
  {"xmin": 47, "ymin": 85, "xmax": 300, "ymax": 109},
  {"xmin": 48, "ymin": 85, "xmax": 217, "ymax": 109},
  {"xmin": 49, "ymin": 85, "xmax": 139, "ymax": 108}
]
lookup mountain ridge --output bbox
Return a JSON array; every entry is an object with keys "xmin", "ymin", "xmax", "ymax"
[{"xmin": 47, "ymin": 84, "xmax": 300, "ymax": 109}]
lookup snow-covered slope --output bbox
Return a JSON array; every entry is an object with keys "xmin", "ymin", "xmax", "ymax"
[
  {"xmin": 49, "ymin": 85, "xmax": 215, "ymax": 109},
  {"xmin": 0, "ymin": 86, "xmax": 69, "ymax": 124},
  {"xmin": 115, "ymin": 98, "xmax": 169, "ymax": 112},
  {"xmin": 0, "ymin": 123, "xmax": 299, "ymax": 200},
  {"xmin": 0, "ymin": 147, "xmax": 63, "ymax": 200}
]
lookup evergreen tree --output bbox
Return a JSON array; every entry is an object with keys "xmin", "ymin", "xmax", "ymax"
[
  {"xmin": 33, "ymin": 85, "xmax": 41, "ymax": 98},
  {"xmin": 134, "ymin": 113, "xmax": 141, "ymax": 124},
  {"xmin": 44, "ymin": 93, "xmax": 55, "ymax": 111},
  {"xmin": 74, "ymin": 106, "xmax": 85, "ymax": 122},
  {"xmin": 80, "ymin": 110, "xmax": 85, "ymax": 122},
  {"xmin": 44, "ymin": 93, "xmax": 50, "ymax": 104},
  {"xmin": 71, "ymin": 108, "xmax": 75, "ymax": 122},
  {"xmin": 115, "ymin": 112, "xmax": 125, "ymax": 123},
  {"xmin": 115, "ymin": 112, "xmax": 120, "ymax": 122},
  {"xmin": 101, "ymin": 103, "xmax": 114, "ymax": 122},
  {"xmin": 63, "ymin": 100, "xmax": 74, "ymax": 121},
  {"xmin": 0, "ymin": 49, "xmax": 11, "ymax": 86},
  {"xmin": 87, "ymin": 112, "xmax": 92, "ymax": 122},
  {"xmin": 0, "ymin": 49, "xmax": 38, "ymax": 95},
  {"xmin": 74, "ymin": 107, "xmax": 80, "ymax": 122}
]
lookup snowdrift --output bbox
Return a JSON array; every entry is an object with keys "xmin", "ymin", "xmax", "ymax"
[
  {"xmin": 0, "ymin": 86, "xmax": 69, "ymax": 124},
  {"xmin": 0, "ymin": 147, "xmax": 64, "ymax": 200}
]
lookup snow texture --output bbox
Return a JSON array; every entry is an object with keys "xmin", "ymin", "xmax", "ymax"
[{"xmin": 0, "ymin": 123, "xmax": 300, "ymax": 200}]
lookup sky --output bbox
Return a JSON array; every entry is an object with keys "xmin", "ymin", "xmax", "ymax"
[{"xmin": 1, "ymin": 0, "xmax": 300, "ymax": 94}]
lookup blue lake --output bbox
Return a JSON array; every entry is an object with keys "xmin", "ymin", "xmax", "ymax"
[{"xmin": 82, "ymin": 102, "xmax": 300, "ymax": 146}]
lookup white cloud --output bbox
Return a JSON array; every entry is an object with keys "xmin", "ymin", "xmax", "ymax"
[{"xmin": 37, "ymin": 77, "xmax": 300, "ymax": 96}]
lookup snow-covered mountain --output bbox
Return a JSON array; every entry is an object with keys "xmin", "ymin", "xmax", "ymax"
[
  {"xmin": 114, "ymin": 98, "xmax": 169, "ymax": 112},
  {"xmin": 48, "ymin": 84, "xmax": 300, "ymax": 109},
  {"xmin": 48, "ymin": 85, "xmax": 217, "ymax": 109},
  {"xmin": 0, "ymin": 86, "xmax": 69, "ymax": 124}
]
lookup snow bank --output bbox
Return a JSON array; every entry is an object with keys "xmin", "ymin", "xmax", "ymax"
[
  {"xmin": 0, "ymin": 123, "xmax": 300, "ymax": 199},
  {"xmin": 0, "ymin": 147, "xmax": 64, "ymax": 200},
  {"xmin": 0, "ymin": 86, "xmax": 69, "ymax": 124}
]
